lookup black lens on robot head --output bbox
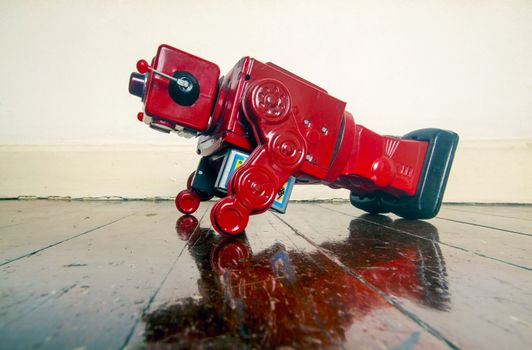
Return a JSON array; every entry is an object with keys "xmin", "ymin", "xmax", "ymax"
[{"xmin": 168, "ymin": 71, "xmax": 200, "ymax": 106}]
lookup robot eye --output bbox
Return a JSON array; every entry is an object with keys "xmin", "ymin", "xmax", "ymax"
[{"xmin": 168, "ymin": 71, "xmax": 200, "ymax": 106}]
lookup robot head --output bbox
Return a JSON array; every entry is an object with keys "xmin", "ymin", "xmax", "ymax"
[{"xmin": 128, "ymin": 45, "xmax": 220, "ymax": 135}]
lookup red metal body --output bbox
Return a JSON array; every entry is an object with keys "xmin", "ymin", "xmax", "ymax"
[{"xmin": 128, "ymin": 44, "xmax": 457, "ymax": 236}]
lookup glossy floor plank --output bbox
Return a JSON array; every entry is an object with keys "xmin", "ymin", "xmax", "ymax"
[
  {"xmin": 0, "ymin": 201, "xmax": 153, "ymax": 265},
  {"xmin": 319, "ymin": 204, "xmax": 532, "ymax": 270},
  {"xmin": 283, "ymin": 204, "xmax": 532, "ymax": 349},
  {"xmin": 443, "ymin": 205, "xmax": 532, "ymax": 221},
  {"xmin": 438, "ymin": 205, "xmax": 532, "ymax": 236},
  {"xmin": 0, "ymin": 202, "xmax": 208, "ymax": 350},
  {"xmin": 0, "ymin": 200, "xmax": 531, "ymax": 349}
]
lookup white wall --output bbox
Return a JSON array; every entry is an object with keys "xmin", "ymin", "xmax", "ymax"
[{"xmin": 0, "ymin": 1, "xmax": 531, "ymax": 202}]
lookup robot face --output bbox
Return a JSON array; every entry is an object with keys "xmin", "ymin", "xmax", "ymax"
[{"xmin": 128, "ymin": 45, "xmax": 220, "ymax": 133}]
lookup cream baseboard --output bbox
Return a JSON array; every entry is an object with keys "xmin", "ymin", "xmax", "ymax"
[{"xmin": 0, "ymin": 140, "xmax": 530, "ymax": 203}]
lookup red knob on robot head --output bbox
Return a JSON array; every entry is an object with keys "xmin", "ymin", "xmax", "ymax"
[{"xmin": 136, "ymin": 59, "xmax": 150, "ymax": 74}]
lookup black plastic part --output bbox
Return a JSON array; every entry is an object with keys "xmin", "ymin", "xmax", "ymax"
[
  {"xmin": 168, "ymin": 71, "xmax": 200, "ymax": 106},
  {"xmin": 129, "ymin": 72, "xmax": 146, "ymax": 99},
  {"xmin": 382, "ymin": 128, "xmax": 459, "ymax": 219},
  {"xmin": 191, "ymin": 157, "xmax": 218, "ymax": 198},
  {"xmin": 349, "ymin": 193, "xmax": 388, "ymax": 214}
]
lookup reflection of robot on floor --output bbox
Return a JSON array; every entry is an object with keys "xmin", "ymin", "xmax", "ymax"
[
  {"xmin": 144, "ymin": 215, "xmax": 449, "ymax": 348},
  {"xmin": 129, "ymin": 44, "xmax": 458, "ymax": 236}
]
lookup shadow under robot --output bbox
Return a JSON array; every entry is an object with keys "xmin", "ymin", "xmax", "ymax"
[{"xmin": 129, "ymin": 44, "xmax": 458, "ymax": 237}]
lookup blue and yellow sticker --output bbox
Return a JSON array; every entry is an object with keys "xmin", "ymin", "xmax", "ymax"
[
  {"xmin": 224, "ymin": 153, "xmax": 248, "ymax": 189},
  {"xmin": 271, "ymin": 176, "xmax": 295, "ymax": 213}
]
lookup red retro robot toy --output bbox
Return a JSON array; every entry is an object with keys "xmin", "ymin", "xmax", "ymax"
[{"xmin": 128, "ymin": 44, "xmax": 458, "ymax": 236}]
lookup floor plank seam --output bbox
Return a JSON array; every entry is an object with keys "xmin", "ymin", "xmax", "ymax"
[
  {"xmin": 118, "ymin": 248, "xmax": 184, "ymax": 349},
  {"xmin": 0, "ymin": 212, "xmax": 139, "ymax": 267},
  {"xmin": 317, "ymin": 205, "xmax": 532, "ymax": 272},
  {"xmin": 436, "ymin": 217, "xmax": 532, "ymax": 237},
  {"xmin": 0, "ymin": 283, "xmax": 78, "ymax": 328},
  {"xmin": 119, "ymin": 205, "xmax": 211, "ymax": 350},
  {"xmin": 272, "ymin": 212, "xmax": 460, "ymax": 350},
  {"xmin": 443, "ymin": 207, "xmax": 532, "ymax": 222}
]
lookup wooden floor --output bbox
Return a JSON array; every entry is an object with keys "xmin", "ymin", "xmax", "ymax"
[{"xmin": 0, "ymin": 201, "xmax": 531, "ymax": 349}]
